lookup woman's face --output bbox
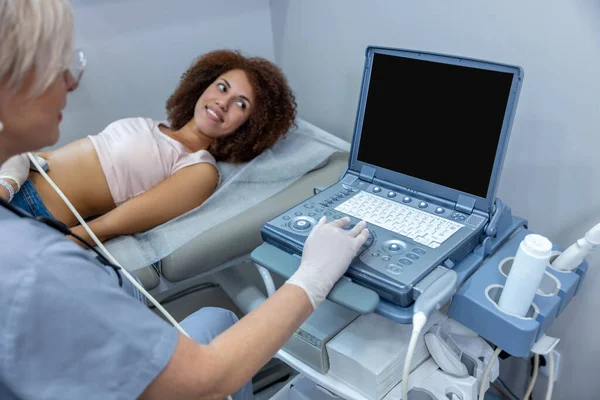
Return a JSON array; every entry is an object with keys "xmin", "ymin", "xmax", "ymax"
[
  {"xmin": 0, "ymin": 70, "xmax": 77, "ymax": 153},
  {"xmin": 193, "ymin": 69, "xmax": 255, "ymax": 139}
]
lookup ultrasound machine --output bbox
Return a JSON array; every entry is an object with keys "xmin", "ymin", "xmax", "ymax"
[
  {"xmin": 260, "ymin": 46, "xmax": 521, "ymax": 307},
  {"xmin": 251, "ymin": 47, "xmax": 588, "ymax": 399}
]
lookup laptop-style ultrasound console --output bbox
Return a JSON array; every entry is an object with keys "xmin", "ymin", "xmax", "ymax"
[{"xmin": 261, "ymin": 47, "xmax": 523, "ymax": 307}]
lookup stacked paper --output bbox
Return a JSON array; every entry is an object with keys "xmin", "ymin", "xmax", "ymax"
[{"xmin": 326, "ymin": 312, "xmax": 447, "ymax": 400}]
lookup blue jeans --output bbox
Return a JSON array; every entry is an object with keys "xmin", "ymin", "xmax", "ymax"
[
  {"xmin": 180, "ymin": 308, "xmax": 254, "ymax": 399},
  {"xmin": 10, "ymin": 178, "xmax": 54, "ymax": 218}
]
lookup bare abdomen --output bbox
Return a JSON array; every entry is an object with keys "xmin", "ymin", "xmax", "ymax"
[{"xmin": 29, "ymin": 138, "xmax": 117, "ymax": 227}]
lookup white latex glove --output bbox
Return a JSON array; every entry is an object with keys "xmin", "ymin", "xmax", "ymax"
[
  {"xmin": 0, "ymin": 153, "xmax": 30, "ymax": 191},
  {"xmin": 287, "ymin": 216, "xmax": 369, "ymax": 309}
]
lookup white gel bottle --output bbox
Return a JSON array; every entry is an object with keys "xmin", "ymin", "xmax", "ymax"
[{"xmin": 498, "ymin": 234, "xmax": 552, "ymax": 317}]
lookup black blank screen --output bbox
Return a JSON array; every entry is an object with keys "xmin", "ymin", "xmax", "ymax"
[{"xmin": 357, "ymin": 53, "xmax": 514, "ymax": 198}]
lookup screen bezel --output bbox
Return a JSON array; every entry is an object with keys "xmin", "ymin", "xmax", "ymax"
[{"xmin": 348, "ymin": 47, "xmax": 524, "ymax": 213}]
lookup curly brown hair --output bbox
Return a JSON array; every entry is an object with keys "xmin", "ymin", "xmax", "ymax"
[{"xmin": 166, "ymin": 50, "xmax": 297, "ymax": 162}]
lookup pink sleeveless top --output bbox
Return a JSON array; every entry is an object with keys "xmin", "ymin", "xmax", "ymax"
[{"xmin": 88, "ymin": 117, "xmax": 219, "ymax": 206}]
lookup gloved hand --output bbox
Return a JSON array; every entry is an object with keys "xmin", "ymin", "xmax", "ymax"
[
  {"xmin": 287, "ymin": 216, "xmax": 369, "ymax": 309},
  {"xmin": 0, "ymin": 153, "xmax": 30, "ymax": 191}
]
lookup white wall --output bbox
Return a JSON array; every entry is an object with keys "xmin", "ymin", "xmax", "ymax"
[
  {"xmin": 270, "ymin": 1, "xmax": 600, "ymax": 398},
  {"xmin": 57, "ymin": 0, "xmax": 274, "ymax": 148}
]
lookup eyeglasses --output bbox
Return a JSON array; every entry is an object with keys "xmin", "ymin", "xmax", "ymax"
[{"xmin": 68, "ymin": 49, "xmax": 87, "ymax": 88}]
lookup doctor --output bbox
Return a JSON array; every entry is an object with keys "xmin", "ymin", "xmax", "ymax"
[{"xmin": 0, "ymin": 1, "xmax": 369, "ymax": 399}]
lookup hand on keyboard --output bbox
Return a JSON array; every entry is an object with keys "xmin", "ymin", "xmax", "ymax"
[
  {"xmin": 287, "ymin": 216, "xmax": 369, "ymax": 310},
  {"xmin": 335, "ymin": 191, "xmax": 463, "ymax": 248}
]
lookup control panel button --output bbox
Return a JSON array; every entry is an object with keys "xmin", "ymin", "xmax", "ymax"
[
  {"xmin": 382, "ymin": 239, "xmax": 406, "ymax": 254},
  {"xmin": 386, "ymin": 264, "xmax": 403, "ymax": 275},
  {"xmin": 304, "ymin": 204, "xmax": 314, "ymax": 209},
  {"xmin": 399, "ymin": 259, "xmax": 413, "ymax": 265},
  {"xmin": 371, "ymin": 251, "xmax": 380, "ymax": 258},
  {"xmin": 295, "ymin": 211, "xmax": 303, "ymax": 216},
  {"xmin": 403, "ymin": 196, "xmax": 412, "ymax": 203},
  {"xmin": 292, "ymin": 219, "xmax": 312, "ymax": 231},
  {"xmin": 283, "ymin": 216, "xmax": 291, "ymax": 220},
  {"xmin": 387, "ymin": 191, "xmax": 396, "ymax": 198},
  {"xmin": 451, "ymin": 212, "xmax": 466, "ymax": 221},
  {"xmin": 435, "ymin": 207, "xmax": 445, "ymax": 214},
  {"xmin": 419, "ymin": 201, "xmax": 428, "ymax": 209},
  {"xmin": 381, "ymin": 255, "xmax": 391, "ymax": 261},
  {"xmin": 308, "ymin": 212, "xmax": 316, "ymax": 217},
  {"xmin": 324, "ymin": 211, "xmax": 332, "ymax": 216},
  {"xmin": 315, "ymin": 208, "xmax": 323, "ymax": 212},
  {"xmin": 413, "ymin": 248, "xmax": 426, "ymax": 256},
  {"xmin": 373, "ymin": 186, "xmax": 382, "ymax": 193},
  {"xmin": 406, "ymin": 253, "xmax": 419, "ymax": 260},
  {"xmin": 334, "ymin": 215, "xmax": 342, "ymax": 219}
]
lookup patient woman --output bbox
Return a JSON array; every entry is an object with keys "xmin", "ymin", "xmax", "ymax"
[{"xmin": 0, "ymin": 49, "xmax": 296, "ymax": 244}]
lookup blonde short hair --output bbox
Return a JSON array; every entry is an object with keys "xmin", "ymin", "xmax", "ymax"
[{"xmin": 0, "ymin": 0, "xmax": 73, "ymax": 97}]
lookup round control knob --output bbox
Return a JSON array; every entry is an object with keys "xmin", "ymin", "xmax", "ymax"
[
  {"xmin": 382, "ymin": 239, "xmax": 406, "ymax": 254},
  {"xmin": 373, "ymin": 186, "xmax": 382, "ymax": 193},
  {"xmin": 363, "ymin": 231, "xmax": 375, "ymax": 249},
  {"xmin": 304, "ymin": 204, "xmax": 314, "ymax": 209},
  {"xmin": 387, "ymin": 191, "xmax": 396, "ymax": 198},
  {"xmin": 435, "ymin": 207, "xmax": 445, "ymax": 214},
  {"xmin": 292, "ymin": 219, "xmax": 312, "ymax": 231},
  {"xmin": 283, "ymin": 215, "xmax": 291, "ymax": 220},
  {"xmin": 419, "ymin": 201, "xmax": 428, "ymax": 209},
  {"xmin": 295, "ymin": 211, "xmax": 303, "ymax": 216},
  {"xmin": 403, "ymin": 196, "xmax": 412, "ymax": 203}
]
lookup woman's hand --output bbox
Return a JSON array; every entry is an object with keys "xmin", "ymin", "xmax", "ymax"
[
  {"xmin": 0, "ymin": 153, "xmax": 30, "ymax": 191},
  {"xmin": 287, "ymin": 216, "xmax": 369, "ymax": 309}
]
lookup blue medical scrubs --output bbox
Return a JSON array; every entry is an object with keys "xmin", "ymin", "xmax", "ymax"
[{"xmin": 0, "ymin": 206, "xmax": 252, "ymax": 399}]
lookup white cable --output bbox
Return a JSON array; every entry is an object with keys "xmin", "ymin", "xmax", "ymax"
[
  {"xmin": 479, "ymin": 347, "xmax": 502, "ymax": 399},
  {"xmin": 27, "ymin": 153, "xmax": 190, "ymax": 337},
  {"xmin": 546, "ymin": 352, "xmax": 554, "ymax": 400},
  {"xmin": 524, "ymin": 354, "xmax": 539, "ymax": 400},
  {"xmin": 256, "ymin": 264, "xmax": 276, "ymax": 296},
  {"xmin": 402, "ymin": 312, "xmax": 427, "ymax": 400},
  {"xmin": 27, "ymin": 153, "xmax": 235, "ymax": 400}
]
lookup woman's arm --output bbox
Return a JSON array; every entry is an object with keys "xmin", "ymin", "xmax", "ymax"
[
  {"xmin": 0, "ymin": 153, "xmax": 30, "ymax": 201},
  {"xmin": 70, "ymin": 163, "xmax": 219, "ymax": 244},
  {"xmin": 0, "ymin": 179, "xmax": 17, "ymax": 200},
  {"xmin": 142, "ymin": 284, "xmax": 313, "ymax": 400},
  {"xmin": 141, "ymin": 218, "xmax": 369, "ymax": 399}
]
